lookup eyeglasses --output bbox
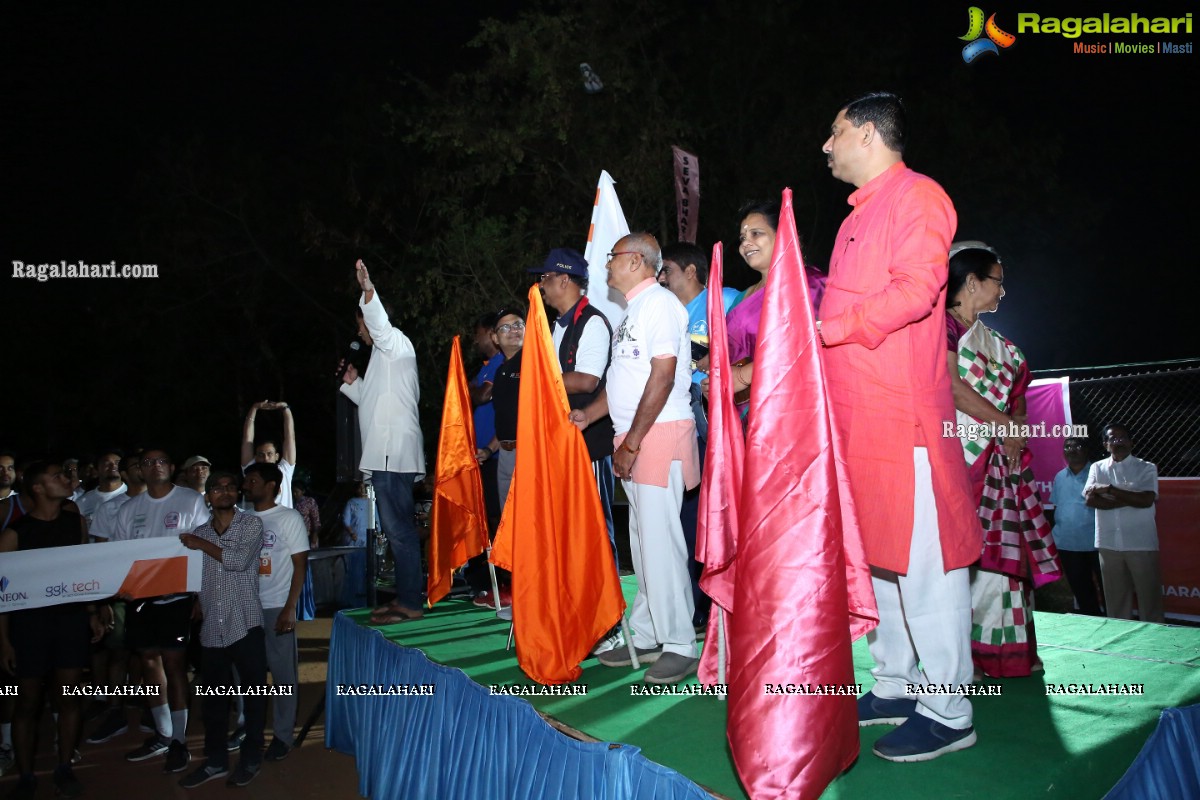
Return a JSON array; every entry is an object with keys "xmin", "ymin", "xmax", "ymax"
[
  {"xmin": 983, "ymin": 275, "xmax": 1004, "ymax": 286},
  {"xmin": 495, "ymin": 321, "xmax": 525, "ymax": 334},
  {"xmin": 141, "ymin": 458, "xmax": 169, "ymax": 467},
  {"xmin": 538, "ymin": 273, "xmax": 563, "ymax": 284},
  {"xmin": 607, "ymin": 250, "xmax": 640, "ymax": 262}
]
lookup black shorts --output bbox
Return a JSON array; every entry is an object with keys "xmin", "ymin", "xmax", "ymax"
[
  {"xmin": 102, "ymin": 600, "xmax": 128, "ymax": 652},
  {"xmin": 125, "ymin": 596, "xmax": 192, "ymax": 653},
  {"xmin": 8, "ymin": 607, "xmax": 92, "ymax": 679}
]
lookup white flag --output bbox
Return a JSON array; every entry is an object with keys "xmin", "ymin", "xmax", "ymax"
[{"xmin": 581, "ymin": 170, "xmax": 631, "ymax": 330}]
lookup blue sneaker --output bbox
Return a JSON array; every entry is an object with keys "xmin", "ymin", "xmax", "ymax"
[
  {"xmin": 872, "ymin": 714, "xmax": 976, "ymax": 762},
  {"xmin": 857, "ymin": 691, "xmax": 916, "ymax": 727}
]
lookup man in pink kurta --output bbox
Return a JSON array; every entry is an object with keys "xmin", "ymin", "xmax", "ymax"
[{"xmin": 818, "ymin": 92, "xmax": 981, "ymax": 763}]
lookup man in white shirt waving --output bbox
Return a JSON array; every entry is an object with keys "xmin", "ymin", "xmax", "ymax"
[{"xmin": 338, "ymin": 259, "xmax": 427, "ymax": 622}]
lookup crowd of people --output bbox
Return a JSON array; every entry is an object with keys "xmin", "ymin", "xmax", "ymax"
[
  {"xmin": 434, "ymin": 91, "xmax": 1163, "ymax": 763},
  {"xmin": 1, "ymin": 91, "xmax": 1167, "ymax": 794},
  {"xmin": 0, "ymin": 401, "xmax": 313, "ymax": 795}
]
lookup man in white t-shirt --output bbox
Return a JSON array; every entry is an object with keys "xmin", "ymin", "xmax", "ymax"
[
  {"xmin": 1084, "ymin": 423, "xmax": 1162, "ymax": 623},
  {"xmin": 572, "ymin": 233, "xmax": 701, "ymax": 685},
  {"xmin": 113, "ymin": 448, "xmax": 210, "ymax": 772},
  {"xmin": 77, "ymin": 450, "xmax": 128, "ymax": 539},
  {"xmin": 62, "ymin": 458, "xmax": 85, "ymax": 504},
  {"xmin": 241, "ymin": 401, "xmax": 297, "ymax": 508},
  {"xmin": 244, "ymin": 462, "xmax": 309, "ymax": 762}
]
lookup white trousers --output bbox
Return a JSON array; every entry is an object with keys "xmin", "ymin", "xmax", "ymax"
[
  {"xmin": 624, "ymin": 461, "xmax": 697, "ymax": 658},
  {"xmin": 866, "ymin": 448, "xmax": 973, "ymax": 729}
]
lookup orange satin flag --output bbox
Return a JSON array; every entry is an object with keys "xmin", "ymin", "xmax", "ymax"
[
  {"xmin": 426, "ymin": 336, "xmax": 490, "ymax": 607},
  {"xmin": 490, "ymin": 286, "xmax": 625, "ymax": 685}
]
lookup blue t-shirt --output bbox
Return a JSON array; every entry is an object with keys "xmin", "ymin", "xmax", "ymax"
[
  {"xmin": 686, "ymin": 287, "xmax": 740, "ymax": 384},
  {"xmin": 473, "ymin": 351, "xmax": 504, "ymax": 450},
  {"xmin": 1049, "ymin": 465, "xmax": 1097, "ymax": 551}
]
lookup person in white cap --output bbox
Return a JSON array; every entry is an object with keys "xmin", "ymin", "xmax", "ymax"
[{"xmin": 181, "ymin": 456, "xmax": 212, "ymax": 495}]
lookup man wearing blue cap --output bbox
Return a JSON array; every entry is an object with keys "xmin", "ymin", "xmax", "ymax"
[{"xmin": 529, "ymin": 249, "xmax": 618, "ymax": 572}]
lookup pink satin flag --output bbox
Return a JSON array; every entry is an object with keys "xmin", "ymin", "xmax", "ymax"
[
  {"xmin": 726, "ymin": 188, "xmax": 878, "ymax": 799},
  {"xmin": 695, "ymin": 242, "xmax": 745, "ymax": 686}
]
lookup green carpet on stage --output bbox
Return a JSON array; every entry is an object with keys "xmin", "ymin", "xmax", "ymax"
[{"xmin": 350, "ymin": 577, "xmax": 1200, "ymax": 799}]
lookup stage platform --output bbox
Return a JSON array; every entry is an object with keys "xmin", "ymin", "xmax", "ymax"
[{"xmin": 326, "ymin": 576, "xmax": 1200, "ymax": 800}]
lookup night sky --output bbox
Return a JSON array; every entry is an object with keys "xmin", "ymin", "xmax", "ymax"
[{"xmin": 5, "ymin": 2, "xmax": 1196, "ymax": 488}]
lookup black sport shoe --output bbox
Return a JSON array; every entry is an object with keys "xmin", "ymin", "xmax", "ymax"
[
  {"xmin": 125, "ymin": 733, "xmax": 170, "ymax": 762},
  {"xmin": 872, "ymin": 714, "xmax": 977, "ymax": 762},
  {"xmin": 6, "ymin": 774, "xmax": 36, "ymax": 800},
  {"xmin": 226, "ymin": 725, "xmax": 246, "ymax": 752},
  {"xmin": 264, "ymin": 738, "xmax": 291, "ymax": 762},
  {"xmin": 85, "ymin": 708, "xmax": 129, "ymax": 744},
  {"xmin": 857, "ymin": 690, "xmax": 918, "ymax": 727},
  {"xmin": 226, "ymin": 759, "xmax": 261, "ymax": 787},
  {"xmin": 179, "ymin": 761, "xmax": 229, "ymax": 789},
  {"xmin": 164, "ymin": 740, "xmax": 191, "ymax": 773},
  {"xmin": 52, "ymin": 765, "xmax": 83, "ymax": 798}
]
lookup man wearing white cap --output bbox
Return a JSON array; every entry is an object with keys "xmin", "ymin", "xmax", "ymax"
[{"xmin": 181, "ymin": 456, "xmax": 212, "ymax": 495}]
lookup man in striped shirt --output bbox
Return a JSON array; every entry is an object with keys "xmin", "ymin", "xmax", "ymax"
[{"xmin": 178, "ymin": 472, "xmax": 267, "ymax": 789}]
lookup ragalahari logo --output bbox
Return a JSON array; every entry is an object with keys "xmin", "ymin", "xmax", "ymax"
[
  {"xmin": 960, "ymin": 7, "xmax": 1017, "ymax": 62},
  {"xmin": 0, "ymin": 576, "xmax": 8, "ymax": 592}
]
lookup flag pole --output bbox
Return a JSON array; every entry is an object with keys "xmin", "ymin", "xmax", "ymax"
[
  {"xmin": 717, "ymin": 607, "xmax": 727, "ymax": 698},
  {"xmin": 487, "ymin": 548, "xmax": 502, "ymax": 612},
  {"xmin": 619, "ymin": 616, "xmax": 640, "ymax": 669}
]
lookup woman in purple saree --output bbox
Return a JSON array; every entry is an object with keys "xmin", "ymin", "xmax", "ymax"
[{"xmin": 724, "ymin": 200, "xmax": 826, "ymax": 417}]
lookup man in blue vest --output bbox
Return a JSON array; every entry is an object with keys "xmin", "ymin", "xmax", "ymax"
[{"xmin": 529, "ymin": 248, "xmax": 618, "ymax": 571}]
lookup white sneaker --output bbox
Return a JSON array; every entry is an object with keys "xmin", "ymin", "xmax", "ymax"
[{"xmin": 590, "ymin": 629, "xmax": 625, "ymax": 655}]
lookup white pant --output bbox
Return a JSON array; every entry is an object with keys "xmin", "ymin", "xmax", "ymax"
[
  {"xmin": 624, "ymin": 461, "xmax": 697, "ymax": 658},
  {"xmin": 866, "ymin": 448, "xmax": 973, "ymax": 729}
]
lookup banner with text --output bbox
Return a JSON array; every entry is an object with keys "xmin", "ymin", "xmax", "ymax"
[
  {"xmin": 0, "ymin": 538, "xmax": 201, "ymax": 612},
  {"xmin": 672, "ymin": 146, "xmax": 700, "ymax": 244}
]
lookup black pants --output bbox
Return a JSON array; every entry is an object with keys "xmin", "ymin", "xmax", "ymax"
[
  {"xmin": 465, "ymin": 456, "xmax": 504, "ymax": 594},
  {"xmin": 1060, "ymin": 549, "xmax": 1105, "ymax": 616},
  {"xmin": 201, "ymin": 627, "xmax": 267, "ymax": 768}
]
